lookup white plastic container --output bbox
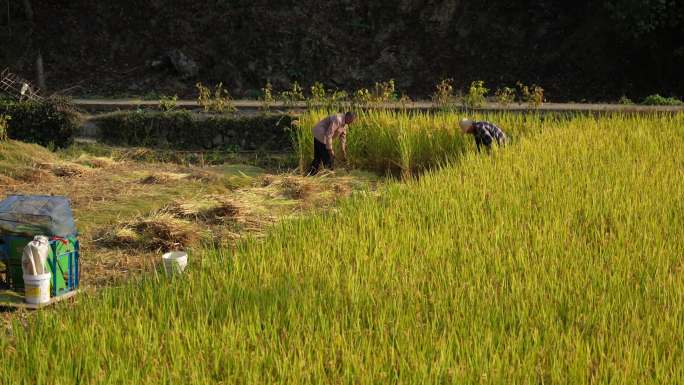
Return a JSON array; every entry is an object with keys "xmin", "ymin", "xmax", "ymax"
[
  {"xmin": 162, "ymin": 251, "xmax": 188, "ymax": 276},
  {"xmin": 22, "ymin": 235, "xmax": 50, "ymax": 275},
  {"xmin": 23, "ymin": 273, "xmax": 51, "ymax": 304}
]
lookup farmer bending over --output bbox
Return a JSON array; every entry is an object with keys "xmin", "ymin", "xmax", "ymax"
[
  {"xmin": 459, "ymin": 118, "xmax": 508, "ymax": 152},
  {"xmin": 308, "ymin": 112, "xmax": 356, "ymax": 175}
]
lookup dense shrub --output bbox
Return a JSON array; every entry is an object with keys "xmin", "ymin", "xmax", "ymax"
[
  {"xmin": 0, "ymin": 99, "xmax": 80, "ymax": 148},
  {"xmin": 641, "ymin": 94, "xmax": 684, "ymax": 106},
  {"xmin": 94, "ymin": 111, "xmax": 295, "ymax": 151}
]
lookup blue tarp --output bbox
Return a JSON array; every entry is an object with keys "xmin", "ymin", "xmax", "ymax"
[{"xmin": 0, "ymin": 195, "xmax": 77, "ymax": 237}]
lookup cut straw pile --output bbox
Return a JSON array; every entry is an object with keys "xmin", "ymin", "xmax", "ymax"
[
  {"xmin": 260, "ymin": 173, "xmax": 354, "ymax": 207},
  {"xmin": 100, "ymin": 195, "xmax": 269, "ymax": 251},
  {"xmin": 139, "ymin": 172, "xmax": 190, "ymax": 185},
  {"xmin": 101, "ymin": 211, "xmax": 200, "ymax": 251},
  {"xmin": 74, "ymin": 155, "xmax": 119, "ymax": 169},
  {"xmin": 262, "ymin": 175, "xmax": 321, "ymax": 201},
  {"xmin": 37, "ymin": 162, "xmax": 92, "ymax": 178}
]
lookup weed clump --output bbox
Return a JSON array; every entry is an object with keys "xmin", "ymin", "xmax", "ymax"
[
  {"xmin": 495, "ymin": 87, "xmax": 516, "ymax": 106},
  {"xmin": 432, "ymin": 79, "xmax": 456, "ymax": 110},
  {"xmin": 517, "ymin": 82, "xmax": 545, "ymax": 108},
  {"xmin": 464, "ymin": 80, "xmax": 489, "ymax": 108},
  {"xmin": 196, "ymin": 82, "xmax": 237, "ymax": 113}
]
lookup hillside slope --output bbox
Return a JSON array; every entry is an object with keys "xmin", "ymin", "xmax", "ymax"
[{"xmin": 1, "ymin": 1, "xmax": 683, "ymax": 101}]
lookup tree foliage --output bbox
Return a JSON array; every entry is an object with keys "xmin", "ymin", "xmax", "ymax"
[{"xmin": 0, "ymin": 0, "xmax": 681, "ymax": 101}]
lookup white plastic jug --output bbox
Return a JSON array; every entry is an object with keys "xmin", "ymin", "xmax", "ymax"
[
  {"xmin": 21, "ymin": 235, "xmax": 50, "ymax": 275},
  {"xmin": 23, "ymin": 272, "xmax": 51, "ymax": 304},
  {"xmin": 162, "ymin": 251, "xmax": 188, "ymax": 276}
]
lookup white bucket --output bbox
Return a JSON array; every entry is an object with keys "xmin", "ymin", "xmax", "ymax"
[
  {"xmin": 162, "ymin": 251, "xmax": 188, "ymax": 276},
  {"xmin": 23, "ymin": 273, "xmax": 51, "ymax": 304}
]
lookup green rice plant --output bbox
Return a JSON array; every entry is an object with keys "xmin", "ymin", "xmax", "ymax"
[
  {"xmin": 2, "ymin": 113, "xmax": 683, "ymax": 384},
  {"xmin": 294, "ymin": 109, "xmax": 551, "ymax": 177}
]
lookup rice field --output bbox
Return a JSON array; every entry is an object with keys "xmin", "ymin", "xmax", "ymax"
[
  {"xmin": 2, "ymin": 112, "xmax": 684, "ymax": 384},
  {"xmin": 294, "ymin": 109, "xmax": 550, "ymax": 177}
]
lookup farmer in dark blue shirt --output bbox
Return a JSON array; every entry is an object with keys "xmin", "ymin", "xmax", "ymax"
[{"xmin": 459, "ymin": 119, "xmax": 509, "ymax": 152}]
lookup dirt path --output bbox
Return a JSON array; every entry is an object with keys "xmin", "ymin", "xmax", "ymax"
[{"xmin": 70, "ymin": 99, "xmax": 684, "ymax": 113}]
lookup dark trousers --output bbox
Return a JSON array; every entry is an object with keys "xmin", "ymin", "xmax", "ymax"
[{"xmin": 308, "ymin": 138, "xmax": 333, "ymax": 175}]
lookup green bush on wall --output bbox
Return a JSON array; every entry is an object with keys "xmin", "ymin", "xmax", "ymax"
[
  {"xmin": 95, "ymin": 111, "xmax": 295, "ymax": 151},
  {"xmin": 0, "ymin": 99, "xmax": 80, "ymax": 148},
  {"xmin": 641, "ymin": 94, "xmax": 684, "ymax": 106}
]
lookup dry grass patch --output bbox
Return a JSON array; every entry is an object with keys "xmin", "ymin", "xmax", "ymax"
[
  {"xmin": 257, "ymin": 173, "xmax": 357, "ymax": 209},
  {"xmin": 96, "ymin": 196, "xmax": 266, "ymax": 253},
  {"xmin": 0, "ymin": 140, "xmax": 57, "ymax": 166},
  {"xmin": 332, "ymin": 182, "xmax": 352, "ymax": 197},
  {"xmin": 0, "ymin": 174, "xmax": 18, "ymax": 186},
  {"xmin": 11, "ymin": 167, "xmax": 57, "ymax": 183},
  {"xmin": 80, "ymin": 248, "xmax": 158, "ymax": 287}
]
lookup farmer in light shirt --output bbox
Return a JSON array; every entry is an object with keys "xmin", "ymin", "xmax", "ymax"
[
  {"xmin": 308, "ymin": 112, "xmax": 356, "ymax": 175},
  {"xmin": 459, "ymin": 118, "xmax": 509, "ymax": 152}
]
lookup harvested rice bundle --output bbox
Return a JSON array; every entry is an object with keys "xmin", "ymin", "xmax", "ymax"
[
  {"xmin": 74, "ymin": 155, "xmax": 118, "ymax": 169},
  {"xmin": 98, "ymin": 212, "xmax": 200, "ymax": 251},
  {"xmin": 168, "ymin": 196, "xmax": 247, "ymax": 224},
  {"xmin": 37, "ymin": 162, "xmax": 92, "ymax": 178},
  {"xmin": 139, "ymin": 172, "xmax": 189, "ymax": 185}
]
